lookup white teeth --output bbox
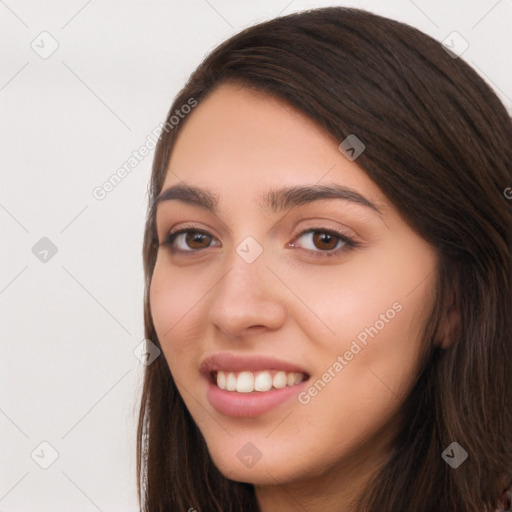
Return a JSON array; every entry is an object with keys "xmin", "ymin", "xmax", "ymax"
[
  {"xmin": 236, "ymin": 371, "xmax": 254, "ymax": 393},
  {"xmin": 226, "ymin": 372, "xmax": 237, "ymax": 391},
  {"xmin": 215, "ymin": 370, "xmax": 306, "ymax": 392},
  {"xmin": 217, "ymin": 370, "xmax": 226, "ymax": 390},
  {"xmin": 273, "ymin": 371, "xmax": 287, "ymax": 389},
  {"xmin": 254, "ymin": 371, "xmax": 273, "ymax": 392}
]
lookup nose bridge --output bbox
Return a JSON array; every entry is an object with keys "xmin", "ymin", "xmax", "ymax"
[
  {"xmin": 217, "ymin": 242, "xmax": 269, "ymax": 305},
  {"xmin": 208, "ymin": 240, "xmax": 286, "ymax": 335}
]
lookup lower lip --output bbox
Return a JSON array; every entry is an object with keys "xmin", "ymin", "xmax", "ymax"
[{"xmin": 206, "ymin": 377, "xmax": 308, "ymax": 417}]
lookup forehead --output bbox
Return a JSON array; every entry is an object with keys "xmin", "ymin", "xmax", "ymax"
[{"xmin": 161, "ymin": 83, "xmax": 387, "ymax": 213}]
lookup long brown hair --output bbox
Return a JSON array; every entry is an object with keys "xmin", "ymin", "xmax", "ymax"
[{"xmin": 137, "ymin": 7, "xmax": 512, "ymax": 511}]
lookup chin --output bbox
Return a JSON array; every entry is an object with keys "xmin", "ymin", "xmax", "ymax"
[{"xmin": 203, "ymin": 434, "xmax": 318, "ymax": 487}]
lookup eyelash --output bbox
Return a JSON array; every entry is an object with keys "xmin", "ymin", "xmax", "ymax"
[{"xmin": 161, "ymin": 225, "xmax": 360, "ymax": 258}]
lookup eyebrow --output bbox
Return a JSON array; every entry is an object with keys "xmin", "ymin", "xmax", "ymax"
[{"xmin": 155, "ymin": 183, "xmax": 381, "ymax": 215}]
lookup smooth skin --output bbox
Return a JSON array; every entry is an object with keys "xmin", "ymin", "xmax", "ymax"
[{"xmin": 150, "ymin": 83, "xmax": 444, "ymax": 512}]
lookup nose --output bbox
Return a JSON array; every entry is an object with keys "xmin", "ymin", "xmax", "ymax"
[{"xmin": 207, "ymin": 247, "xmax": 287, "ymax": 339}]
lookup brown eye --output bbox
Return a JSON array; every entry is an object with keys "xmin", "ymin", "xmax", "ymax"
[
  {"xmin": 291, "ymin": 228, "xmax": 357, "ymax": 257},
  {"xmin": 163, "ymin": 229, "xmax": 221, "ymax": 252},
  {"xmin": 312, "ymin": 232, "xmax": 339, "ymax": 251},
  {"xmin": 185, "ymin": 232, "xmax": 211, "ymax": 249}
]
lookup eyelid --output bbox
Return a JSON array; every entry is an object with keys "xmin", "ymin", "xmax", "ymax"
[
  {"xmin": 289, "ymin": 227, "xmax": 359, "ymax": 257},
  {"xmin": 161, "ymin": 224, "xmax": 360, "ymax": 258},
  {"xmin": 162, "ymin": 225, "xmax": 221, "ymax": 252}
]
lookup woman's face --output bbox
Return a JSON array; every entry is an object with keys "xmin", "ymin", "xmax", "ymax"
[{"xmin": 150, "ymin": 83, "xmax": 438, "ymax": 493}]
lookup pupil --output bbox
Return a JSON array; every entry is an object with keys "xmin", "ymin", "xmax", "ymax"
[
  {"xmin": 187, "ymin": 232, "xmax": 209, "ymax": 248},
  {"xmin": 314, "ymin": 232, "xmax": 337, "ymax": 250}
]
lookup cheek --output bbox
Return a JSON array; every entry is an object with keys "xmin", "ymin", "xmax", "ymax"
[
  {"xmin": 149, "ymin": 261, "xmax": 207, "ymax": 368},
  {"xmin": 350, "ymin": 281, "xmax": 431, "ymax": 388},
  {"xmin": 303, "ymin": 277, "xmax": 433, "ymax": 428},
  {"xmin": 278, "ymin": 234, "xmax": 435, "ymax": 341},
  {"xmin": 288, "ymin": 294, "xmax": 431, "ymax": 469},
  {"xmin": 291, "ymin": 244, "xmax": 435, "ymax": 424}
]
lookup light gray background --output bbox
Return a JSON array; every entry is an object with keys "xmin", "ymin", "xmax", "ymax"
[{"xmin": 1, "ymin": 1, "xmax": 511, "ymax": 510}]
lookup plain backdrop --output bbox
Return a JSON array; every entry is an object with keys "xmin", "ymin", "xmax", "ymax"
[{"xmin": 1, "ymin": 1, "xmax": 511, "ymax": 510}]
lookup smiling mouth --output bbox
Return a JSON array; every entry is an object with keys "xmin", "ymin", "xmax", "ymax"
[{"xmin": 211, "ymin": 370, "xmax": 309, "ymax": 393}]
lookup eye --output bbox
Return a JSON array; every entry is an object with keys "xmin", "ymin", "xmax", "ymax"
[
  {"xmin": 290, "ymin": 228, "xmax": 358, "ymax": 257},
  {"xmin": 162, "ymin": 228, "xmax": 220, "ymax": 252},
  {"xmin": 161, "ymin": 226, "xmax": 358, "ymax": 257}
]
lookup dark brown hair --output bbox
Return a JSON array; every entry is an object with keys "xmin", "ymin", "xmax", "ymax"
[{"xmin": 137, "ymin": 7, "xmax": 512, "ymax": 511}]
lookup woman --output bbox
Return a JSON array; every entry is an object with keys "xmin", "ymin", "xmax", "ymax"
[{"xmin": 137, "ymin": 7, "xmax": 512, "ymax": 511}]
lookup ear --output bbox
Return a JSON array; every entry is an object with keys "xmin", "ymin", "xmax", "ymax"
[{"xmin": 436, "ymin": 286, "xmax": 460, "ymax": 349}]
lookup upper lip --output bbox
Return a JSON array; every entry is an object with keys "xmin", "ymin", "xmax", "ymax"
[{"xmin": 199, "ymin": 352, "xmax": 309, "ymax": 376}]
